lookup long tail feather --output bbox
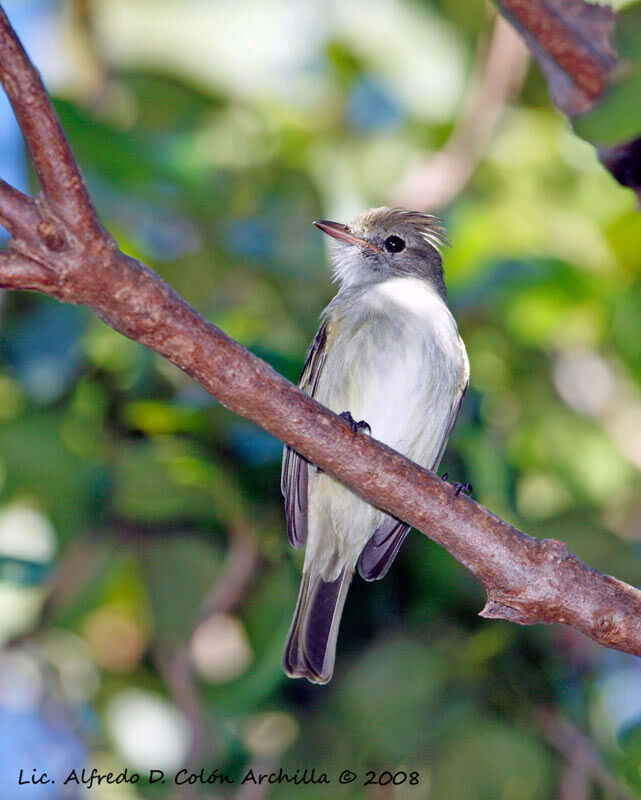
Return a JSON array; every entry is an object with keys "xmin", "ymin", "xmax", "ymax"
[{"xmin": 283, "ymin": 566, "xmax": 351, "ymax": 684}]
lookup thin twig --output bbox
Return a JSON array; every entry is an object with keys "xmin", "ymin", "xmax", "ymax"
[
  {"xmin": 43, "ymin": 537, "xmax": 110, "ymax": 618},
  {"xmin": 558, "ymin": 762, "xmax": 590, "ymax": 800},
  {"xmin": 1, "ymin": 3, "xmax": 641, "ymax": 660},
  {"xmin": 536, "ymin": 708, "xmax": 634, "ymax": 800},
  {"xmin": 197, "ymin": 524, "xmax": 259, "ymax": 623},
  {"xmin": 0, "ymin": 177, "xmax": 39, "ymax": 236},
  {"xmin": 0, "ymin": 5, "xmax": 102, "ymax": 237},
  {"xmin": 155, "ymin": 645, "xmax": 211, "ymax": 800}
]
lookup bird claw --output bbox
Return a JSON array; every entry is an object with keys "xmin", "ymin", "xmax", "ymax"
[
  {"xmin": 453, "ymin": 481, "xmax": 473, "ymax": 497},
  {"xmin": 339, "ymin": 411, "xmax": 371, "ymax": 437},
  {"xmin": 441, "ymin": 472, "xmax": 472, "ymax": 497}
]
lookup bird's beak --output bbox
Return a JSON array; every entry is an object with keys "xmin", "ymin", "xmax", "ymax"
[{"xmin": 313, "ymin": 220, "xmax": 380, "ymax": 253}]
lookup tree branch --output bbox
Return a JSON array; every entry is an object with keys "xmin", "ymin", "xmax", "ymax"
[
  {"xmin": 494, "ymin": 0, "xmax": 641, "ymax": 201},
  {"xmin": 0, "ymin": 248, "xmax": 55, "ymax": 290},
  {"xmin": 0, "ymin": 5, "xmax": 102, "ymax": 238},
  {"xmin": 495, "ymin": 0, "xmax": 614, "ymax": 116},
  {"xmin": 1, "ymin": 4, "xmax": 641, "ymax": 659},
  {"xmin": 0, "ymin": 177, "xmax": 39, "ymax": 237}
]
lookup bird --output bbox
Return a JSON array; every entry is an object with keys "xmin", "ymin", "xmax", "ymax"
[{"xmin": 281, "ymin": 206, "xmax": 469, "ymax": 684}]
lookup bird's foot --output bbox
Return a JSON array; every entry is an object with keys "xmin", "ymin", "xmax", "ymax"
[
  {"xmin": 339, "ymin": 411, "xmax": 371, "ymax": 437},
  {"xmin": 441, "ymin": 472, "xmax": 472, "ymax": 497},
  {"xmin": 453, "ymin": 481, "xmax": 473, "ymax": 497}
]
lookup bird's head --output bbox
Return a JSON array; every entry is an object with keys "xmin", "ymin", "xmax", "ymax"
[{"xmin": 314, "ymin": 206, "xmax": 450, "ymax": 298}]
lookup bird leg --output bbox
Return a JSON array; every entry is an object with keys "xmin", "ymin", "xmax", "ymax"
[
  {"xmin": 339, "ymin": 411, "xmax": 371, "ymax": 437},
  {"xmin": 441, "ymin": 472, "xmax": 472, "ymax": 497}
]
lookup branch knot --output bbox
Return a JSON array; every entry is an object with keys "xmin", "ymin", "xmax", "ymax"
[
  {"xmin": 533, "ymin": 537, "xmax": 570, "ymax": 564},
  {"xmin": 37, "ymin": 219, "xmax": 67, "ymax": 252},
  {"xmin": 595, "ymin": 610, "xmax": 619, "ymax": 638}
]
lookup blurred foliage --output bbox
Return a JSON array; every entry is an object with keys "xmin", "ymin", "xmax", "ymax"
[{"xmin": 1, "ymin": 0, "xmax": 641, "ymax": 798}]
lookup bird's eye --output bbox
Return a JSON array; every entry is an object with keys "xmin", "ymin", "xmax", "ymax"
[{"xmin": 383, "ymin": 235, "xmax": 405, "ymax": 253}]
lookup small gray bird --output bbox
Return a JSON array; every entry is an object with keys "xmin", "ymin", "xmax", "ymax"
[{"xmin": 281, "ymin": 206, "xmax": 469, "ymax": 684}]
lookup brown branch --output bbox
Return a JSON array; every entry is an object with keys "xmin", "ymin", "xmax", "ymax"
[
  {"xmin": 0, "ymin": 248, "xmax": 56, "ymax": 290},
  {"xmin": 495, "ymin": 1, "xmax": 641, "ymax": 202},
  {"xmin": 2, "ymin": 4, "xmax": 641, "ymax": 659},
  {"xmin": 0, "ymin": 5, "xmax": 102, "ymax": 238},
  {"xmin": 0, "ymin": 177, "xmax": 39, "ymax": 236},
  {"xmin": 495, "ymin": 0, "xmax": 614, "ymax": 116},
  {"xmin": 504, "ymin": 1, "xmax": 608, "ymax": 96}
]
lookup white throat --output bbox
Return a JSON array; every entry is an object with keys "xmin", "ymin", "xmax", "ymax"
[{"xmin": 376, "ymin": 275, "xmax": 449, "ymax": 319}]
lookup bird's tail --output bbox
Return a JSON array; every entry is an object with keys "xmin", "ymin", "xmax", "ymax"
[{"xmin": 283, "ymin": 564, "xmax": 352, "ymax": 684}]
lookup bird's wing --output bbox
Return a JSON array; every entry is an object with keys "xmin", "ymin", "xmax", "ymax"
[
  {"xmin": 431, "ymin": 345, "xmax": 469, "ymax": 469},
  {"xmin": 357, "ymin": 519, "xmax": 410, "ymax": 581},
  {"xmin": 281, "ymin": 318, "xmax": 331, "ymax": 549}
]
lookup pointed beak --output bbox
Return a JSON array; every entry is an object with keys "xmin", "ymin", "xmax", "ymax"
[{"xmin": 313, "ymin": 219, "xmax": 380, "ymax": 253}]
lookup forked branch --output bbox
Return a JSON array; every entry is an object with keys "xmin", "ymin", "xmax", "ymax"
[{"xmin": 1, "ymin": 4, "xmax": 641, "ymax": 659}]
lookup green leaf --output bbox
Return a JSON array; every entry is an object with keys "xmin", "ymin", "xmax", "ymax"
[
  {"xmin": 573, "ymin": 73, "xmax": 641, "ymax": 145},
  {"xmin": 573, "ymin": 4, "xmax": 641, "ymax": 145}
]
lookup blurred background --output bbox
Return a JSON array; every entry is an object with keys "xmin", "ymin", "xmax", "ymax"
[{"xmin": 1, "ymin": 0, "xmax": 641, "ymax": 797}]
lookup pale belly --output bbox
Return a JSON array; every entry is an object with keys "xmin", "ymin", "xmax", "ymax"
[
  {"xmin": 304, "ymin": 283, "xmax": 467, "ymax": 577},
  {"xmin": 314, "ymin": 309, "xmax": 463, "ymax": 469}
]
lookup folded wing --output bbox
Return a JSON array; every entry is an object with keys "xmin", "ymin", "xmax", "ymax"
[{"xmin": 281, "ymin": 318, "xmax": 331, "ymax": 548}]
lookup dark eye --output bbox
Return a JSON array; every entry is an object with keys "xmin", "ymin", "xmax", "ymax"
[{"xmin": 383, "ymin": 235, "xmax": 405, "ymax": 253}]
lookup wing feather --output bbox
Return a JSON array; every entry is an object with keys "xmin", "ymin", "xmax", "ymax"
[
  {"xmin": 430, "ymin": 339, "xmax": 470, "ymax": 470},
  {"xmin": 281, "ymin": 318, "xmax": 331, "ymax": 548},
  {"xmin": 432, "ymin": 372, "xmax": 468, "ymax": 469}
]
